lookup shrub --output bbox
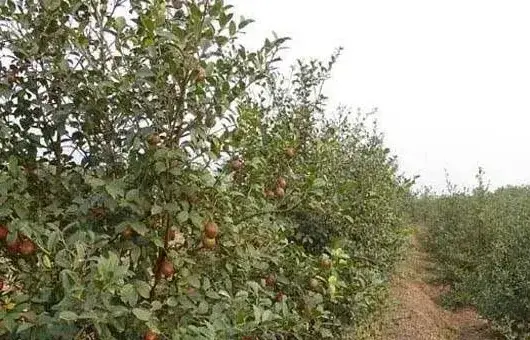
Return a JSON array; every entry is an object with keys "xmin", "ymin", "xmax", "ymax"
[
  {"xmin": 0, "ymin": 0, "xmax": 411, "ymax": 338},
  {"xmin": 416, "ymin": 169, "xmax": 530, "ymax": 339}
]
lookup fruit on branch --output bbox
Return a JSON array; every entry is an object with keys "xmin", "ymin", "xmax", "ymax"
[
  {"xmin": 204, "ymin": 221, "xmax": 219, "ymax": 238},
  {"xmin": 285, "ymin": 147, "xmax": 296, "ymax": 158},
  {"xmin": 202, "ymin": 236, "xmax": 216, "ymax": 249},
  {"xmin": 276, "ymin": 177, "xmax": 287, "ymax": 189},
  {"xmin": 275, "ymin": 187, "xmax": 285, "ymax": 198},
  {"xmin": 0, "ymin": 225, "xmax": 8, "ymax": 240},
  {"xmin": 19, "ymin": 239, "xmax": 36, "ymax": 256},
  {"xmin": 159, "ymin": 259, "xmax": 175, "ymax": 278}
]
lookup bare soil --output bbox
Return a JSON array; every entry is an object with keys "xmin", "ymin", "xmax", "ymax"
[{"xmin": 378, "ymin": 231, "xmax": 501, "ymax": 340}]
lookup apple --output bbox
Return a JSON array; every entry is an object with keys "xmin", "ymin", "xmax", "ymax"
[
  {"xmin": 204, "ymin": 221, "xmax": 219, "ymax": 238},
  {"xmin": 144, "ymin": 330, "xmax": 158, "ymax": 340},
  {"xmin": 276, "ymin": 177, "xmax": 287, "ymax": 189},
  {"xmin": 6, "ymin": 240, "xmax": 20, "ymax": 254},
  {"xmin": 196, "ymin": 67, "xmax": 206, "ymax": 82},
  {"xmin": 202, "ymin": 236, "xmax": 216, "ymax": 249},
  {"xmin": 309, "ymin": 278, "xmax": 319, "ymax": 290},
  {"xmin": 147, "ymin": 133, "xmax": 161, "ymax": 146},
  {"xmin": 275, "ymin": 292, "xmax": 286, "ymax": 302},
  {"xmin": 275, "ymin": 187, "xmax": 285, "ymax": 198},
  {"xmin": 121, "ymin": 226, "xmax": 134, "ymax": 239},
  {"xmin": 264, "ymin": 190, "xmax": 275, "ymax": 199},
  {"xmin": 265, "ymin": 274, "xmax": 276, "ymax": 287},
  {"xmin": 320, "ymin": 257, "xmax": 332, "ymax": 269},
  {"xmin": 0, "ymin": 225, "xmax": 8, "ymax": 240},
  {"xmin": 159, "ymin": 259, "xmax": 175, "ymax": 278},
  {"xmin": 285, "ymin": 147, "xmax": 296, "ymax": 158},
  {"xmin": 19, "ymin": 239, "xmax": 36, "ymax": 256},
  {"xmin": 230, "ymin": 158, "xmax": 243, "ymax": 171}
]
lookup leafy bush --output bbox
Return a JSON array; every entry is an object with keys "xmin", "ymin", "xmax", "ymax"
[
  {"xmin": 0, "ymin": 0, "xmax": 411, "ymax": 339},
  {"xmin": 416, "ymin": 169, "xmax": 530, "ymax": 339}
]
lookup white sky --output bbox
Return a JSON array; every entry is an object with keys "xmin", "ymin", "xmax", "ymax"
[{"xmin": 228, "ymin": 0, "xmax": 530, "ymax": 191}]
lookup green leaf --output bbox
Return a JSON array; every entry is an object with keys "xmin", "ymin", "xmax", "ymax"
[
  {"xmin": 135, "ymin": 281, "xmax": 152, "ymax": 299},
  {"xmin": 132, "ymin": 308, "xmax": 152, "ymax": 321},
  {"xmin": 151, "ymin": 205, "xmax": 163, "ymax": 215},
  {"xmin": 130, "ymin": 221, "xmax": 149, "ymax": 236},
  {"xmin": 42, "ymin": 0, "xmax": 61, "ymax": 11},
  {"xmin": 190, "ymin": 210, "xmax": 203, "ymax": 228},
  {"xmin": 86, "ymin": 176, "xmax": 106, "ymax": 188},
  {"xmin": 115, "ymin": 17, "xmax": 126, "ymax": 31},
  {"xmin": 59, "ymin": 311, "xmax": 78, "ymax": 321},
  {"xmin": 320, "ymin": 328, "xmax": 333, "ymax": 338},
  {"xmin": 197, "ymin": 301, "xmax": 209, "ymax": 314},
  {"xmin": 137, "ymin": 67, "xmax": 155, "ymax": 79},
  {"xmin": 253, "ymin": 305, "xmax": 262, "ymax": 323},
  {"xmin": 164, "ymin": 202, "xmax": 179, "ymax": 213},
  {"xmin": 177, "ymin": 210, "xmax": 189, "ymax": 223},
  {"xmin": 247, "ymin": 281, "xmax": 261, "ymax": 295},
  {"xmin": 16, "ymin": 322, "xmax": 33, "ymax": 333},
  {"xmin": 229, "ymin": 21, "xmax": 236, "ymax": 36},
  {"xmin": 120, "ymin": 284, "xmax": 138, "ymax": 307},
  {"xmin": 106, "ymin": 179, "xmax": 126, "ymax": 199},
  {"xmin": 166, "ymin": 297, "xmax": 178, "ymax": 307},
  {"xmin": 238, "ymin": 18, "xmax": 255, "ymax": 29},
  {"xmin": 188, "ymin": 275, "xmax": 201, "ymax": 289}
]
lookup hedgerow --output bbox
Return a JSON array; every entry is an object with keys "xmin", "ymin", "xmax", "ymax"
[
  {"xmin": 0, "ymin": 0, "xmax": 411, "ymax": 338},
  {"xmin": 415, "ymin": 169, "xmax": 530, "ymax": 339}
]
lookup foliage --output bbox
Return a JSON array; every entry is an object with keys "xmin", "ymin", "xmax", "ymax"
[
  {"xmin": 415, "ymin": 169, "xmax": 530, "ymax": 339},
  {"xmin": 0, "ymin": 0, "xmax": 411, "ymax": 338}
]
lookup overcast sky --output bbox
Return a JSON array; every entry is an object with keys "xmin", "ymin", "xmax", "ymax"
[{"xmin": 227, "ymin": 0, "xmax": 530, "ymax": 191}]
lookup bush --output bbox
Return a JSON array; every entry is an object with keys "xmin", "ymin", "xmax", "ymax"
[
  {"xmin": 0, "ymin": 0, "xmax": 411, "ymax": 338},
  {"xmin": 416, "ymin": 169, "xmax": 530, "ymax": 339}
]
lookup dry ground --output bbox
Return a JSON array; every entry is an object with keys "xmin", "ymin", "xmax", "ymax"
[{"xmin": 357, "ymin": 229, "xmax": 501, "ymax": 340}]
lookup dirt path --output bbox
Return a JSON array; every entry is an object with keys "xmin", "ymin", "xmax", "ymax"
[{"xmin": 378, "ymin": 230, "xmax": 500, "ymax": 340}]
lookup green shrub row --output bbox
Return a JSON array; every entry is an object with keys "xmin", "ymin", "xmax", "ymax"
[
  {"xmin": 415, "ymin": 170, "xmax": 530, "ymax": 339},
  {"xmin": 0, "ymin": 0, "xmax": 411, "ymax": 339}
]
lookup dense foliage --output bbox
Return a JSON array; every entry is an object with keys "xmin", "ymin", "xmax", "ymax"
[
  {"xmin": 414, "ymin": 170, "xmax": 530, "ymax": 339},
  {"xmin": 0, "ymin": 0, "xmax": 411, "ymax": 338}
]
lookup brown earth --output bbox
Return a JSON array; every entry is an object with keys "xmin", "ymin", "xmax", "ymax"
[{"xmin": 372, "ymin": 230, "xmax": 501, "ymax": 340}]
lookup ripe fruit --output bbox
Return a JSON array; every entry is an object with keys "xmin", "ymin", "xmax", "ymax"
[
  {"xmin": 90, "ymin": 207, "xmax": 106, "ymax": 219},
  {"xmin": 275, "ymin": 186, "xmax": 285, "ymax": 198},
  {"xmin": 309, "ymin": 278, "xmax": 319, "ymax": 290},
  {"xmin": 274, "ymin": 292, "xmax": 285, "ymax": 302},
  {"xmin": 159, "ymin": 259, "xmax": 175, "ymax": 278},
  {"xmin": 276, "ymin": 177, "xmax": 287, "ymax": 189},
  {"xmin": 0, "ymin": 279, "xmax": 3, "ymax": 291},
  {"xmin": 320, "ymin": 257, "xmax": 332, "ymax": 269},
  {"xmin": 0, "ymin": 225, "xmax": 8, "ymax": 240},
  {"xmin": 264, "ymin": 190, "xmax": 275, "ymax": 199},
  {"xmin": 230, "ymin": 158, "xmax": 243, "ymax": 171},
  {"xmin": 144, "ymin": 330, "xmax": 158, "ymax": 340},
  {"xmin": 204, "ymin": 221, "xmax": 219, "ymax": 238},
  {"xmin": 147, "ymin": 133, "xmax": 161, "ymax": 146},
  {"xmin": 202, "ymin": 236, "xmax": 216, "ymax": 249},
  {"xmin": 265, "ymin": 274, "xmax": 276, "ymax": 287},
  {"xmin": 285, "ymin": 147, "xmax": 296, "ymax": 158},
  {"xmin": 6, "ymin": 240, "xmax": 20, "ymax": 254},
  {"xmin": 122, "ymin": 226, "xmax": 134, "ymax": 239},
  {"xmin": 19, "ymin": 239, "xmax": 36, "ymax": 256},
  {"xmin": 196, "ymin": 67, "xmax": 206, "ymax": 82}
]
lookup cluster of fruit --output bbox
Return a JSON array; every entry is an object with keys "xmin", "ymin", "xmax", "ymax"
[{"xmin": 0, "ymin": 225, "xmax": 36, "ymax": 256}]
